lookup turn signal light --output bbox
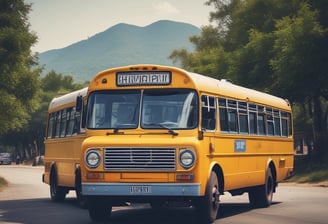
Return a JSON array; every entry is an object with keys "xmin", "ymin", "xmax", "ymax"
[
  {"xmin": 86, "ymin": 172, "xmax": 104, "ymax": 179},
  {"xmin": 176, "ymin": 173, "xmax": 194, "ymax": 180}
]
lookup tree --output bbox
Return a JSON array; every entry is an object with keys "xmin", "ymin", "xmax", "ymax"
[
  {"xmin": 0, "ymin": 0, "xmax": 41, "ymax": 135},
  {"xmin": 170, "ymin": 0, "xmax": 328, "ymax": 158},
  {"xmin": 0, "ymin": 71, "xmax": 86, "ymax": 160},
  {"xmin": 270, "ymin": 3, "xmax": 328, "ymax": 158}
]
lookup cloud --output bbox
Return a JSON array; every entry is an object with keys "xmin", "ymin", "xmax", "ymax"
[{"xmin": 153, "ymin": 2, "xmax": 179, "ymax": 14}]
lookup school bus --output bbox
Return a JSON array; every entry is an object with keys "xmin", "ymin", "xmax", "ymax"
[
  {"xmin": 43, "ymin": 87, "xmax": 88, "ymax": 207},
  {"xmin": 78, "ymin": 64, "xmax": 293, "ymax": 223}
]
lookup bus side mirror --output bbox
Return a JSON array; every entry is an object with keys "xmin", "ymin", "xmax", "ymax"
[{"xmin": 76, "ymin": 96, "xmax": 83, "ymax": 112}]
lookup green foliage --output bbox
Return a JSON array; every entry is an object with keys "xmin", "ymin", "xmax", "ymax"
[
  {"xmin": 290, "ymin": 156, "xmax": 328, "ymax": 183},
  {"xmin": 0, "ymin": 70, "xmax": 87, "ymax": 158},
  {"xmin": 0, "ymin": 0, "xmax": 41, "ymax": 135},
  {"xmin": 170, "ymin": 0, "xmax": 328, "ymax": 158},
  {"xmin": 0, "ymin": 176, "xmax": 8, "ymax": 189}
]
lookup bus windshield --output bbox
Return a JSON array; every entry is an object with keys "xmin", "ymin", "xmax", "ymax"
[{"xmin": 87, "ymin": 89, "xmax": 198, "ymax": 130}]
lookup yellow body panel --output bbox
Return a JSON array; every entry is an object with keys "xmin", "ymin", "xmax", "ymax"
[
  {"xmin": 81, "ymin": 64, "xmax": 293, "ymax": 197},
  {"xmin": 44, "ymin": 64, "xmax": 294, "ymax": 200},
  {"xmin": 44, "ymin": 135, "xmax": 86, "ymax": 187}
]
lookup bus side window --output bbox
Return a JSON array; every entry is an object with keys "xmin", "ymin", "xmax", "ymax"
[
  {"xmin": 249, "ymin": 104, "xmax": 257, "ymax": 134},
  {"xmin": 54, "ymin": 111, "xmax": 61, "ymax": 138},
  {"xmin": 238, "ymin": 101, "xmax": 248, "ymax": 133},
  {"xmin": 66, "ymin": 107, "xmax": 75, "ymax": 136},
  {"xmin": 47, "ymin": 113, "xmax": 55, "ymax": 139},
  {"xmin": 60, "ymin": 109, "xmax": 67, "ymax": 137},
  {"xmin": 274, "ymin": 110, "xmax": 281, "ymax": 136},
  {"xmin": 74, "ymin": 110, "xmax": 81, "ymax": 134},
  {"xmin": 288, "ymin": 113, "xmax": 293, "ymax": 136},
  {"xmin": 218, "ymin": 98, "xmax": 228, "ymax": 132},
  {"xmin": 228, "ymin": 100, "xmax": 238, "ymax": 132},
  {"xmin": 257, "ymin": 106, "xmax": 266, "ymax": 135},
  {"xmin": 266, "ymin": 107, "xmax": 274, "ymax": 136},
  {"xmin": 201, "ymin": 95, "xmax": 216, "ymax": 131}
]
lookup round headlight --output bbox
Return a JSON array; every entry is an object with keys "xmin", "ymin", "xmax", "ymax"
[
  {"xmin": 179, "ymin": 149, "xmax": 195, "ymax": 169},
  {"xmin": 85, "ymin": 150, "xmax": 101, "ymax": 168}
]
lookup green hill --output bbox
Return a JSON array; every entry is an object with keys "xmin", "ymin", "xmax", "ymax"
[{"xmin": 39, "ymin": 20, "xmax": 200, "ymax": 82}]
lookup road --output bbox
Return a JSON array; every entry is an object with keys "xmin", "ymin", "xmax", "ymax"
[{"xmin": 0, "ymin": 165, "xmax": 328, "ymax": 224}]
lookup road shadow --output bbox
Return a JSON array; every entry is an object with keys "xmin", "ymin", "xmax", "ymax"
[
  {"xmin": 0, "ymin": 197, "xmax": 91, "ymax": 224},
  {"xmin": 109, "ymin": 202, "xmax": 264, "ymax": 224},
  {"xmin": 0, "ymin": 197, "xmax": 281, "ymax": 224}
]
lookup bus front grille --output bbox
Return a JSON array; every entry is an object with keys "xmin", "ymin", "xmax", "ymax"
[{"xmin": 104, "ymin": 147, "xmax": 176, "ymax": 171}]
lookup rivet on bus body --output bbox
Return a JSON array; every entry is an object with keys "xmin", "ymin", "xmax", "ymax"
[{"xmin": 101, "ymin": 78, "xmax": 107, "ymax": 84}]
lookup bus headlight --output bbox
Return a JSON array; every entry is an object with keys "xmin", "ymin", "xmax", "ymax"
[
  {"xmin": 85, "ymin": 150, "xmax": 101, "ymax": 168},
  {"xmin": 179, "ymin": 149, "xmax": 195, "ymax": 169}
]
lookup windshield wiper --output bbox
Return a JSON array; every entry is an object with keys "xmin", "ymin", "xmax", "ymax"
[{"xmin": 144, "ymin": 123, "xmax": 179, "ymax": 136}]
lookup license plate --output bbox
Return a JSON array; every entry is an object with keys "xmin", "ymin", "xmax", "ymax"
[{"xmin": 130, "ymin": 185, "xmax": 152, "ymax": 194}]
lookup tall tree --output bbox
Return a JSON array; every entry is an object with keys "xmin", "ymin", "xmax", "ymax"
[
  {"xmin": 0, "ymin": 71, "xmax": 86, "ymax": 160},
  {"xmin": 270, "ymin": 3, "xmax": 328, "ymax": 157},
  {"xmin": 170, "ymin": 0, "xmax": 328, "ymax": 158},
  {"xmin": 0, "ymin": 0, "xmax": 41, "ymax": 135}
]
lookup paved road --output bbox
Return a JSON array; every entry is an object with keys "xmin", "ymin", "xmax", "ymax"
[{"xmin": 0, "ymin": 165, "xmax": 328, "ymax": 224}]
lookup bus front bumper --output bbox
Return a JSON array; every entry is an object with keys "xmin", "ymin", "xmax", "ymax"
[{"xmin": 82, "ymin": 183, "xmax": 200, "ymax": 196}]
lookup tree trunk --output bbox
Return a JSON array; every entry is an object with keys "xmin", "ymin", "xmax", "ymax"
[{"xmin": 312, "ymin": 96, "xmax": 328, "ymax": 160}]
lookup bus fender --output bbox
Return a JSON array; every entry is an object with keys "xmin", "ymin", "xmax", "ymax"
[
  {"xmin": 265, "ymin": 158, "xmax": 277, "ymax": 191},
  {"xmin": 207, "ymin": 162, "xmax": 224, "ymax": 194},
  {"xmin": 50, "ymin": 161, "xmax": 57, "ymax": 175}
]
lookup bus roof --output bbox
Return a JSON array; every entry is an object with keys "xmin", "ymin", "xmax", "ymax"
[
  {"xmin": 48, "ymin": 87, "xmax": 88, "ymax": 112},
  {"xmin": 89, "ymin": 64, "xmax": 291, "ymax": 111},
  {"xmin": 187, "ymin": 71, "xmax": 291, "ymax": 111}
]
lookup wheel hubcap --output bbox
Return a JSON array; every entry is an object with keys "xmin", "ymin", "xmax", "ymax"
[{"xmin": 212, "ymin": 186, "xmax": 220, "ymax": 208}]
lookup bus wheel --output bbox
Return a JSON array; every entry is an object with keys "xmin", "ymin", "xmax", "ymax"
[
  {"xmin": 50, "ymin": 170, "xmax": 67, "ymax": 202},
  {"xmin": 249, "ymin": 168, "xmax": 274, "ymax": 208},
  {"xmin": 195, "ymin": 171, "xmax": 220, "ymax": 223},
  {"xmin": 75, "ymin": 169, "xmax": 88, "ymax": 209},
  {"xmin": 88, "ymin": 197, "xmax": 112, "ymax": 222}
]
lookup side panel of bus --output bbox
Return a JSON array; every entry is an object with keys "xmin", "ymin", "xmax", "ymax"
[{"xmin": 44, "ymin": 135, "xmax": 85, "ymax": 187}]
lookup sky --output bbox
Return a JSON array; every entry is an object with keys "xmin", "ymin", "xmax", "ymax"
[{"xmin": 26, "ymin": 0, "xmax": 213, "ymax": 53}]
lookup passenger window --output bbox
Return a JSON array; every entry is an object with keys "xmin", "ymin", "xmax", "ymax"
[
  {"xmin": 274, "ymin": 110, "xmax": 281, "ymax": 136},
  {"xmin": 258, "ymin": 106, "xmax": 266, "ymax": 135},
  {"xmin": 228, "ymin": 100, "xmax": 238, "ymax": 132},
  {"xmin": 60, "ymin": 109, "xmax": 67, "ymax": 137},
  {"xmin": 266, "ymin": 108, "xmax": 274, "ymax": 136},
  {"xmin": 249, "ymin": 104, "xmax": 257, "ymax": 134},
  {"xmin": 238, "ymin": 102, "xmax": 248, "ymax": 133},
  {"xmin": 47, "ymin": 113, "xmax": 55, "ymax": 139},
  {"xmin": 66, "ymin": 107, "xmax": 76, "ymax": 136},
  {"xmin": 201, "ymin": 95, "xmax": 216, "ymax": 131},
  {"xmin": 218, "ymin": 98, "xmax": 228, "ymax": 132},
  {"xmin": 54, "ymin": 111, "xmax": 61, "ymax": 138}
]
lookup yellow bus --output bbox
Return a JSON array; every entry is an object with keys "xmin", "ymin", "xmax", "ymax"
[
  {"xmin": 78, "ymin": 64, "xmax": 293, "ymax": 223},
  {"xmin": 43, "ymin": 87, "xmax": 88, "ymax": 206}
]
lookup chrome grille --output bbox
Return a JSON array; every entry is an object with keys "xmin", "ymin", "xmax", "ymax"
[{"xmin": 104, "ymin": 147, "xmax": 176, "ymax": 171}]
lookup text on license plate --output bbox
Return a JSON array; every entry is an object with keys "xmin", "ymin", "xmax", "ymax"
[{"xmin": 130, "ymin": 185, "xmax": 152, "ymax": 194}]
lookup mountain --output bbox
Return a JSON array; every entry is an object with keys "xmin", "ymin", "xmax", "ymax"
[{"xmin": 38, "ymin": 20, "xmax": 201, "ymax": 82}]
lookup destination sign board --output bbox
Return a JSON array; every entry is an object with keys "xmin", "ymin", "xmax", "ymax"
[{"xmin": 116, "ymin": 71, "xmax": 171, "ymax": 86}]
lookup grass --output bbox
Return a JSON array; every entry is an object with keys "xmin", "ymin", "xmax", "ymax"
[
  {"xmin": 288, "ymin": 156, "xmax": 328, "ymax": 183},
  {"xmin": 0, "ymin": 176, "xmax": 8, "ymax": 190}
]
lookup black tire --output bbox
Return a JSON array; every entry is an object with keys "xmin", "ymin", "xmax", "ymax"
[
  {"xmin": 195, "ymin": 171, "xmax": 220, "ymax": 223},
  {"xmin": 88, "ymin": 197, "xmax": 112, "ymax": 222},
  {"xmin": 248, "ymin": 168, "xmax": 274, "ymax": 208},
  {"xmin": 50, "ymin": 169, "xmax": 67, "ymax": 202},
  {"xmin": 75, "ymin": 169, "xmax": 88, "ymax": 209}
]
